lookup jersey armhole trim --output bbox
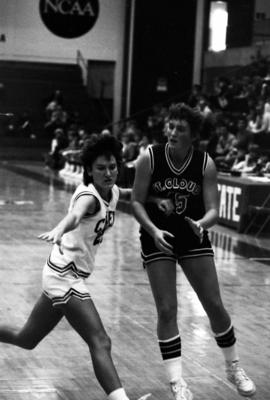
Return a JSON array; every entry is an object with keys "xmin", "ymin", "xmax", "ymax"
[
  {"xmin": 73, "ymin": 193, "xmax": 101, "ymax": 217},
  {"xmin": 202, "ymin": 152, "xmax": 208, "ymax": 176},
  {"xmin": 149, "ymin": 146, "xmax": 154, "ymax": 173}
]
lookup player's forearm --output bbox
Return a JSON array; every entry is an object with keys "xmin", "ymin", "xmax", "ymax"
[
  {"xmin": 146, "ymin": 195, "xmax": 159, "ymax": 204},
  {"xmin": 55, "ymin": 213, "xmax": 80, "ymax": 235},
  {"xmin": 132, "ymin": 200, "xmax": 158, "ymax": 237},
  {"xmin": 197, "ymin": 208, "xmax": 218, "ymax": 230}
]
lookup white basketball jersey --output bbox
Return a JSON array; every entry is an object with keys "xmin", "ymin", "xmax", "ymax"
[{"xmin": 48, "ymin": 183, "xmax": 119, "ymax": 277}]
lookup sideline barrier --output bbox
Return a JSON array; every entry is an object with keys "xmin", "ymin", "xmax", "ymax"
[{"xmin": 217, "ymin": 174, "xmax": 270, "ymax": 234}]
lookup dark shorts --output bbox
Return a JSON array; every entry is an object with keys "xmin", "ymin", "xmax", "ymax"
[{"xmin": 140, "ymin": 228, "xmax": 214, "ymax": 267}]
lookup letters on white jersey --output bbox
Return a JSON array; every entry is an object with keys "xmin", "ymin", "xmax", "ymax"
[{"xmin": 49, "ymin": 183, "xmax": 119, "ymax": 275}]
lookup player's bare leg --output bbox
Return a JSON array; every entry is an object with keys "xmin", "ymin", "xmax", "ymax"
[
  {"xmin": 181, "ymin": 256, "xmax": 256, "ymax": 397},
  {"xmin": 0, "ymin": 293, "xmax": 63, "ymax": 349}
]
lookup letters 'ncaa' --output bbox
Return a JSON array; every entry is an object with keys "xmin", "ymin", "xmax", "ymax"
[{"xmin": 39, "ymin": 0, "xmax": 99, "ymax": 39}]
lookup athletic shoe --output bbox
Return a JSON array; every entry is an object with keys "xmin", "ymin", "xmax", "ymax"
[
  {"xmin": 170, "ymin": 379, "xmax": 193, "ymax": 400},
  {"xmin": 226, "ymin": 361, "xmax": 256, "ymax": 397}
]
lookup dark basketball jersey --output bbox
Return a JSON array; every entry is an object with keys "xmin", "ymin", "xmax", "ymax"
[{"xmin": 143, "ymin": 143, "xmax": 209, "ymax": 254}]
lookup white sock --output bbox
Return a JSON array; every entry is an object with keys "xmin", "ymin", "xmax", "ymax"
[
  {"xmin": 108, "ymin": 388, "xmax": 129, "ymax": 400},
  {"xmin": 163, "ymin": 357, "xmax": 182, "ymax": 382},
  {"xmin": 214, "ymin": 324, "xmax": 239, "ymax": 364},
  {"xmin": 158, "ymin": 334, "xmax": 182, "ymax": 383},
  {"xmin": 222, "ymin": 344, "xmax": 239, "ymax": 364}
]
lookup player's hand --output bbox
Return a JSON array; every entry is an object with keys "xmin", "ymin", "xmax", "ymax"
[
  {"xmin": 157, "ymin": 198, "xmax": 174, "ymax": 216},
  {"xmin": 184, "ymin": 217, "xmax": 204, "ymax": 243},
  {"xmin": 153, "ymin": 228, "xmax": 175, "ymax": 255},
  {"xmin": 38, "ymin": 229, "xmax": 63, "ymax": 254}
]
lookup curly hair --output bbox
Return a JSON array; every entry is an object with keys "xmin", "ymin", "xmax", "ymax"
[
  {"xmin": 168, "ymin": 103, "xmax": 203, "ymax": 136},
  {"xmin": 80, "ymin": 134, "xmax": 123, "ymax": 185}
]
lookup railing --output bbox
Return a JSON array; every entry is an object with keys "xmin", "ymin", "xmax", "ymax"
[{"xmin": 76, "ymin": 49, "xmax": 88, "ymax": 87}]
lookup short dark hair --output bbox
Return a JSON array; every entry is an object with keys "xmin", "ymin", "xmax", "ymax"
[
  {"xmin": 81, "ymin": 134, "xmax": 123, "ymax": 185},
  {"xmin": 168, "ymin": 103, "xmax": 203, "ymax": 136}
]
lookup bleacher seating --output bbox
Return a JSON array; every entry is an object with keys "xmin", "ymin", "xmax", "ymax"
[{"xmin": 0, "ymin": 60, "xmax": 111, "ymax": 135}]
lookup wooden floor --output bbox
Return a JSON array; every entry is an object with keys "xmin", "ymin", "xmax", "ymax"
[{"xmin": 0, "ymin": 162, "xmax": 269, "ymax": 400}]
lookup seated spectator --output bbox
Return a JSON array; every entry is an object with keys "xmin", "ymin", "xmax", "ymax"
[
  {"xmin": 231, "ymin": 144, "xmax": 260, "ymax": 174},
  {"xmin": 234, "ymin": 115, "xmax": 252, "ymax": 152},
  {"xmin": 138, "ymin": 133, "xmax": 152, "ymax": 156},
  {"xmin": 247, "ymin": 106, "xmax": 265, "ymax": 135},
  {"xmin": 77, "ymin": 127, "xmax": 91, "ymax": 147},
  {"xmin": 44, "ymin": 127, "xmax": 68, "ymax": 170},
  {"xmin": 187, "ymin": 84, "xmax": 202, "ymax": 107},
  {"xmin": 45, "ymin": 89, "xmax": 64, "ymax": 119},
  {"xmin": 62, "ymin": 126, "xmax": 80, "ymax": 154},
  {"xmin": 215, "ymin": 144, "xmax": 246, "ymax": 172},
  {"xmin": 121, "ymin": 126, "xmax": 139, "ymax": 163},
  {"xmin": 261, "ymin": 99, "xmax": 270, "ymax": 134},
  {"xmin": 254, "ymin": 154, "xmax": 269, "ymax": 175},
  {"xmin": 261, "ymin": 157, "xmax": 270, "ymax": 174},
  {"xmin": 210, "ymin": 120, "xmax": 235, "ymax": 159},
  {"xmin": 44, "ymin": 105, "xmax": 68, "ymax": 136}
]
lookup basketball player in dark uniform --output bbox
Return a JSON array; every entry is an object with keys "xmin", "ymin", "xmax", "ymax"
[{"xmin": 132, "ymin": 103, "xmax": 256, "ymax": 400}]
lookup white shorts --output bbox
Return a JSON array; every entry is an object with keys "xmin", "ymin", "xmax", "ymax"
[{"xmin": 42, "ymin": 262, "xmax": 91, "ymax": 307}]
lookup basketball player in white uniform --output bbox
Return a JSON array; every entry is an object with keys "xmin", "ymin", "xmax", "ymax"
[{"xmin": 0, "ymin": 134, "xmax": 150, "ymax": 400}]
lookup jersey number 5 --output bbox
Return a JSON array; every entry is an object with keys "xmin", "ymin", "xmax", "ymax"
[{"xmin": 174, "ymin": 194, "xmax": 188, "ymax": 215}]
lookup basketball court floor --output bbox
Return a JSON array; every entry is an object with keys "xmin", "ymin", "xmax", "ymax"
[{"xmin": 0, "ymin": 161, "xmax": 269, "ymax": 400}]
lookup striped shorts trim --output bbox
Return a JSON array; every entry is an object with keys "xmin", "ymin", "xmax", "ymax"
[
  {"xmin": 141, "ymin": 248, "xmax": 214, "ymax": 266},
  {"xmin": 140, "ymin": 230, "xmax": 214, "ymax": 266},
  {"xmin": 44, "ymin": 287, "xmax": 91, "ymax": 307},
  {"xmin": 47, "ymin": 257, "xmax": 90, "ymax": 278},
  {"xmin": 42, "ymin": 262, "xmax": 91, "ymax": 307}
]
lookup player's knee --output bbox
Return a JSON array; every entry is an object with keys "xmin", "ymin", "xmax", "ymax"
[
  {"xmin": 16, "ymin": 333, "xmax": 40, "ymax": 350},
  {"xmin": 158, "ymin": 303, "xmax": 177, "ymax": 324},
  {"xmin": 17, "ymin": 338, "xmax": 38, "ymax": 350},
  {"xmin": 205, "ymin": 296, "xmax": 225, "ymax": 315},
  {"xmin": 89, "ymin": 331, "xmax": 112, "ymax": 353}
]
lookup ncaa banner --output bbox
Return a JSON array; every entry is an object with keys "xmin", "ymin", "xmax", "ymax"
[{"xmin": 39, "ymin": 0, "xmax": 99, "ymax": 39}]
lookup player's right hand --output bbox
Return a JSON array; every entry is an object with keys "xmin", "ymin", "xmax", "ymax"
[
  {"xmin": 153, "ymin": 228, "xmax": 174, "ymax": 255},
  {"xmin": 38, "ymin": 230, "xmax": 63, "ymax": 254}
]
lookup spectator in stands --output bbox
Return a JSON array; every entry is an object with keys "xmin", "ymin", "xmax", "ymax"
[
  {"xmin": 44, "ymin": 105, "xmax": 68, "ymax": 136},
  {"xmin": 261, "ymin": 98, "xmax": 270, "ymax": 134},
  {"xmin": 231, "ymin": 144, "xmax": 260, "ymax": 174},
  {"xmin": 210, "ymin": 77, "xmax": 231, "ymax": 111},
  {"xmin": 45, "ymin": 89, "xmax": 64, "ymax": 119},
  {"xmin": 78, "ymin": 127, "xmax": 91, "ymax": 147},
  {"xmin": 138, "ymin": 133, "xmax": 152, "ymax": 156},
  {"xmin": 187, "ymin": 84, "xmax": 202, "ymax": 107},
  {"xmin": 215, "ymin": 143, "xmax": 245, "ymax": 172},
  {"xmin": 121, "ymin": 126, "xmax": 139, "ymax": 163},
  {"xmin": 45, "ymin": 127, "xmax": 68, "ymax": 171},
  {"xmin": 197, "ymin": 96, "xmax": 215, "ymax": 142},
  {"xmin": 211, "ymin": 120, "xmax": 236, "ymax": 160},
  {"xmin": 247, "ymin": 106, "xmax": 265, "ymax": 135},
  {"xmin": 234, "ymin": 115, "xmax": 252, "ymax": 152},
  {"xmin": 197, "ymin": 96, "xmax": 212, "ymax": 118},
  {"xmin": 261, "ymin": 156, "xmax": 270, "ymax": 174}
]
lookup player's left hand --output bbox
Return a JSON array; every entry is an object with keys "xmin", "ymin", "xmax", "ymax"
[
  {"xmin": 157, "ymin": 198, "xmax": 174, "ymax": 216},
  {"xmin": 184, "ymin": 217, "xmax": 204, "ymax": 243}
]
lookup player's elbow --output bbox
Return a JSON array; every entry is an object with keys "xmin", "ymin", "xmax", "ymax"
[{"xmin": 131, "ymin": 199, "xmax": 144, "ymax": 215}]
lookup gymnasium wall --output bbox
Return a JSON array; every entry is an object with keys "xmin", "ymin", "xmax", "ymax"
[
  {"xmin": 0, "ymin": 0, "xmax": 126, "ymax": 126},
  {"xmin": 255, "ymin": 0, "xmax": 270, "ymax": 18},
  {"xmin": 0, "ymin": 0, "xmax": 125, "ymax": 64}
]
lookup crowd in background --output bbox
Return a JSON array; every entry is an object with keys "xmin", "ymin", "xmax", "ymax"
[{"xmin": 25, "ymin": 53, "xmax": 270, "ymax": 184}]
